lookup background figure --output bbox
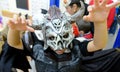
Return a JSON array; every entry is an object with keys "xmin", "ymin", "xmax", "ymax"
[
  {"xmin": 0, "ymin": 25, "xmax": 8, "ymax": 54},
  {"xmin": 0, "ymin": 16, "xmax": 4, "ymax": 53},
  {"xmin": 89, "ymin": 0, "xmax": 116, "ymax": 29},
  {"xmin": 0, "ymin": 34, "xmax": 4, "ymax": 54},
  {"xmin": 0, "ymin": 16, "xmax": 8, "ymax": 54},
  {"xmin": 115, "ymin": 5, "xmax": 120, "ymax": 24},
  {"xmin": 109, "ymin": 5, "xmax": 120, "ymax": 35},
  {"xmin": 113, "ymin": 5, "xmax": 120, "ymax": 48},
  {"xmin": 63, "ymin": 0, "xmax": 94, "ymax": 39}
]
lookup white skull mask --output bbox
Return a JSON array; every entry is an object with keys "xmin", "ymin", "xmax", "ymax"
[{"xmin": 43, "ymin": 18, "xmax": 74, "ymax": 51}]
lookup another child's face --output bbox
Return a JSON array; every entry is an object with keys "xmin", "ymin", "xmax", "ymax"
[
  {"xmin": 66, "ymin": 6, "xmax": 75, "ymax": 15},
  {"xmin": 66, "ymin": 4, "xmax": 79, "ymax": 15}
]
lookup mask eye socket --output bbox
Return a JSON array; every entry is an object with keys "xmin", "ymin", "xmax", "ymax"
[
  {"xmin": 48, "ymin": 36, "xmax": 55, "ymax": 40},
  {"xmin": 63, "ymin": 33, "xmax": 69, "ymax": 38}
]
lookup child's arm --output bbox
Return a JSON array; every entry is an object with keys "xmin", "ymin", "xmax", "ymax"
[
  {"xmin": 7, "ymin": 15, "xmax": 34, "ymax": 49},
  {"xmin": 85, "ymin": 0, "xmax": 120, "ymax": 52}
]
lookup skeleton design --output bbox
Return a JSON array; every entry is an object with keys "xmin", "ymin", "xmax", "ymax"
[
  {"xmin": 33, "ymin": 5, "xmax": 74, "ymax": 52},
  {"xmin": 43, "ymin": 18, "xmax": 74, "ymax": 51}
]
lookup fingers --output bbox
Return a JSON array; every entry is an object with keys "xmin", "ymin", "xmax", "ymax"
[
  {"xmin": 87, "ymin": 6, "xmax": 94, "ymax": 12},
  {"xmin": 7, "ymin": 14, "xmax": 18, "ymax": 28},
  {"xmin": 107, "ymin": 1, "xmax": 120, "ymax": 9},
  {"xmin": 20, "ymin": 15, "xmax": 28, "ymax": 24},
  {"xmin": 13, "ymin": 14, "xmax": 19, "ymax": 24},
  {"xmin": 26, "ymin": 19, "xmax": 32, "ymax": 26},
  {"xmin": 12, "ymin": 14, "xmax": 31, "ymax": 25},
  {"xmin": 27, "ymin": 26, "xmax": 35, "ymax": 32},
  {"xmin": 83, "ymin": 15, "xmax": 91, "ymax": 22},
  {"xmin": 12, "ymin": 14, "xmax": 24, "ymax": 24},
  {"xmin": 7, "ymin": 18, "xmax": 14, "ymax": 27},
  {"xmin": 94, "ymin": 0, "xmax": 99, "ymax": 7},
  {"xmin": 84, "ymin": 5, "xmax": 94, "ymax": 22},
  {"xmin": 7, "ymin": 14, "xmax": 33, "ymax": 31},
  {"xmin": 101, "ymin": 0, "xmax": 108, "ymax": 6}
]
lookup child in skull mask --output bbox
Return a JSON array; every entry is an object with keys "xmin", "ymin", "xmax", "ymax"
[{"xmin": 0, "ymin": 0, "xmax": 120, "ymax": 72}]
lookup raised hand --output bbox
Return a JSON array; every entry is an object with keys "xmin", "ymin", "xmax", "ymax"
[
  {"xmin": 83, "ymin": 0, "xmax": 120, "ymax": 23},
  {"xmin": 7, "ymin": 14, "xmax": 34, "ymax": 32}
]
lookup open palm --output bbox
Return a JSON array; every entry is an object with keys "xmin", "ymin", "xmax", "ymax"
[
  {"xmin": 84, "ymin": 0, "xmax": 120, "ymax": 23},
  {"xmin": 7, "ymin": 15, "xmax": 34, "ymax": 32}
]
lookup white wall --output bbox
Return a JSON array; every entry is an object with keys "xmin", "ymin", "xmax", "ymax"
[
  {"xmin": 1, "ymin": 0, "xmax": 118, "ymax": 17},
  {"xmin": 8, "ymin": 0, "xmax": 50, "ymax": 16},
  {"xmin": 59, "ymin": 0, "xmax": 67, "ymax": 13}
]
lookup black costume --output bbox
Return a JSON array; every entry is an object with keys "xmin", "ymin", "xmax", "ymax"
[{"xmin": 0, "ymin": 32, "xmax": 120, "ymax": 72}]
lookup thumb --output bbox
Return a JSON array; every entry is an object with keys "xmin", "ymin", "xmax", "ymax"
[
  {"xmin": 83, "ymin": 15, "xmax": 91, "ymax": 22},
  {"xmin": 27, "ymin": 26, "xmax": 35, "ymax": 32}
]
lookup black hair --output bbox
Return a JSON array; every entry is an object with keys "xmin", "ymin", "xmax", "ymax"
[
  {"xmin": 69, "ymin": 0, "xmax": 81, "ymax": 7},
  {"xmin": 81, "ymin": 0, "xmax": 84, "ymax": 2},
  {"xmin": 41, "ymin": 9, "xmax": 48, "ymax": 14},
  {"xmin": 78, "ymin": 24, "xmax": 91, "ymax": 33}
]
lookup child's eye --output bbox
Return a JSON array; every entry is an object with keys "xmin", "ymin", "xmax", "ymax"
[
  {"xmin": 63, "ymin": 33, "xmax": 69, "ymax": 38},
  {"xmin": 48, "ymin": 36, "xmax": 55, "ymax": 40}
]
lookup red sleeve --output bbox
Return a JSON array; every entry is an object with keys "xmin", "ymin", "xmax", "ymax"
[
  {"xmin": 72, "ymin": 23, "xmax": 80, "ymax": 37},
  {"xmin": 107, "ymin": 0, "xmax": 115, "ymax": 29},
  {"xmin": 89, "ymin": 0, "xmax": 94, "ymax": 5},
  {"xmin": 107, "ymin": 7, "xmax": 116, "ymax": 29}
]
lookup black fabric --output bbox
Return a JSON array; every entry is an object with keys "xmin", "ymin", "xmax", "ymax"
[
  {"xmin": 45, "ymin": 48, "xmax": 72, "ymax": 62},
  {"xmin": 0, "ymin": 42, "xmax": 31, "ymax": 72},
  {"xmin": 80, "ymin": 48, "xmax": 120, "ymax": 72},
  {"xmin": 83, "ymin": 3, "xmax": 89, "ymax": 15},
  {"xmin": 90, "ymin": 22, "xmax": 94, "ymax": 36},
  {"xmin": 72, "ymin": 39, "xmax": 94, "ymax": 56},
  {"xmin": 22, "ymin": 32, "xmax": 44, "ymax": 57},
  {"xmin": 33, "ymin": 39, "xmax": 82, "ymax": 72},
  {"xmin": 31, "ymin": 32, "xmax": 44, "ymax": 46},
  {"xmin": 1, "ymin": 34, "xmax": 120, "ymax": 72}
]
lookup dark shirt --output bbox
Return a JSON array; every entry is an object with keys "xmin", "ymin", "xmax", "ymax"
[
  {"xmin": 1, "ymin": 37, "xmax": 120, "ymax": 72},
  {"xmin": 0, "ymin": 39, "xmax": 92, "ymax": 72}
]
